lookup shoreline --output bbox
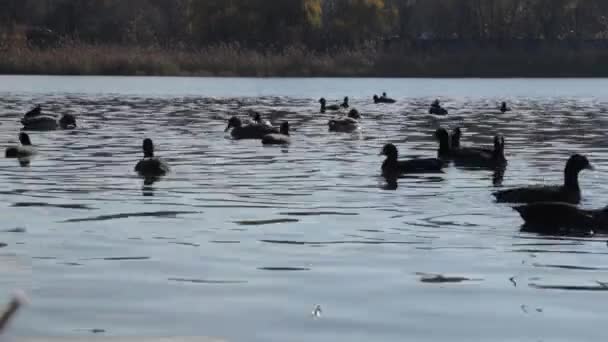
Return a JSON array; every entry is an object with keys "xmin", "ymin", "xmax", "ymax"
[{"xmin": 1, "ymin": 44, "xmax": 608, "ymax": 78}]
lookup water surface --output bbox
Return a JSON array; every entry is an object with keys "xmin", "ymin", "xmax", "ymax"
[{"xmin": 1, "ymin": 76, "xmax": 608, "ymax": 342}]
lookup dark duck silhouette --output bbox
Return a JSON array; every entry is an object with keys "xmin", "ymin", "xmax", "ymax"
[
  {"xmin": 429, "ymin": 99, "xmax": 448, "ymax": 115},
  {"xmin": 225, "ymin": 116, "xmax": 278, "ymax": 140},
  {"xmin": 500, "ymin": 102, "xmax": 511, "ymax": 113},
  {"xmin": 380, "ymin": 143, "xmax": 444, "ymax": 179},
  {"xmin": 21, "ymin": 105, "xmax": 77, "ymax": 131},
  {"xmin": 262, "ymin": 122, "xmax": 291, "ymax": 145},
  {"xmin": 493, "ymin": 154, "xmax": 593, "ymax": 204},
  {"xmin": 134, "ymin": 138, "xmax": 170, "ymax": 179},
  {"xmin": 373, "ymin": 92, "xmax": 396, "ymax": 104},
  {"xmin": 513, "ymin": 202, "xmax": 608, "ymax": 235},
  {"xmin": 328, "ymin": 109, "xmax": 361, "ymax": 133},
  {"xmin": 436, "ymin": 128, "xmax": 507, "ymax": 168},
  {"xmin": 340, "ymin": 97, "xmax": 349, "ymax": 109},
  {"xmin": 5, "ymin": 133, "xmax": 35, "ymax": 158},
  {"xmin": 319, "ymin": 98, "xmax": 342, "ymax": 113}
]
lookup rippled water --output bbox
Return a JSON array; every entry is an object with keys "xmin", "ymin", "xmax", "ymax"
[{"xmin": 2, "ymin": 76, "xmax": 608, "ymax": 341}]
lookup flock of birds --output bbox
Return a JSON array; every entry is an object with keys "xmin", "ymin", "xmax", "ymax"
[{"xmin": 3, "ymin": 94, "xmax": 602, "ymax": 235}]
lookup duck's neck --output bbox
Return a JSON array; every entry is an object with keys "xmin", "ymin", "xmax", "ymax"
[
  {"xmin": 564, "ymin": 168, "xmax": 581, "ymax": 191},
  {"xmin": 144, "ymin": 151, "xmax": 154, "ymax": 158},
  {"xmin": 438, "ymin": 139, "xmax": 450, "ymax": 156},
  {"xmin": 320, "ymin": 104, "xmax": 326, "ymax": 112}
]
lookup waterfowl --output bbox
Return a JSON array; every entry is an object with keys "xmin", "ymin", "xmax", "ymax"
[
  {"xmin": 251, "ymin": 112, "xmax": 273, "ymax": 128},
  {"xmin": 436, "ymin": 128, "xmax": 507, "ymax": 168},
  {"xmin": 225, "ymin": 116, "xmax": 278, "ymax": 140},
  {"xmin": 500, "ymin": 102, "xmax": 511, "ymax": 113},
  {"xmin": 262, "ymin": 122, "xmax": 291, "ymax": 145},
  {"xmin": 328, "ymin": 110, "xmax": 361, "ymax": 133},
  {"xmin": 340, "ymin": 97, "xmax": 349, "ymax": 109},
  {"xmin": 134, "ymin": 138, "xmax": 170, "ymax": 178},
  {"xmin": 493, "ymin": 154, "xmax": 593, "ymax": 204},
  {"xmin": 319, "ymin": 98, "xmax": 341, "ymax": 113},
  {"xmin": 513, "ymin": 202, "xmax": 608, "ymax": 234},
  {"xmin": 373, "ymin": 92, "xmax": 396, "ymax": 104},
  {"xmin": 21, "ymin": 111, "xmax": 77, "ymax": 131},
  {"xmin": 380, "ymin": 143, "xmax": 443, "ymax": 178},
  {"xmin": 5, "ymin": 133, "xmax": 35, "ymax": 158},
  {"xmin": 429, "ymin": 99, "xmax": 448, "ymax": 115}
]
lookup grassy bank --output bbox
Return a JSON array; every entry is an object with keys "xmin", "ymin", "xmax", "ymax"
[{"xmin": 1, "ymin": 43, "xmax": 608, "ymax": 77}]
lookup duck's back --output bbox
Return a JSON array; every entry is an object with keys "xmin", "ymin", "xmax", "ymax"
[
  {"xmin": 262, "ymin": 133, "xmax": 290, "ymax": 145},
  {"xmin": 232, "ymin": 125, "xmax": 278, "ymax": 140},
  {"xmin": 494, "ymin": 185, "xmax": 578, "ymax": 204},
  {"xmin": 135, "ymin": 158, "xmax": 169, "ymax": 177},
  {"xmin": 329, "ymin": 117, "xmax": 359, "ymax": 132},
  {"xmin": 22, "ymin": 115, "xmax": 58, "ymax": 130},
  {"xmin": 514, "ymin": 202, "xmax": 595, "ymax": 230},
  {"xmin": 396, "ymin": 158, "xmax": 443, "ymax": 173}
]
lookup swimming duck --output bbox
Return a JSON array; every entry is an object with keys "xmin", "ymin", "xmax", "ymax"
[
  {"xmin": 262, "ymin": 122, "xmax": 291, "ymax": 145},
  {"xmin": 250, "ymin": 112, "xmax": 273, "ymax": 128},
  {"xmin": 134, "ymin": 138, "xmax": 170, "ymax": 178},
  {"xmin": 5, "ymin": 133, "xmax": 35, "ymax": 158},
  {"xmin": 21, "ymin": 111, "xmax": 77, "ymax": 131},
  {"xmin": 436, "ymin": 128, "xmax": 507, "ymax": 168},
  {"xmin": 380, "ymin": 143, "xmax": 444, "ymax": 178},
  {"xmin": 500, "ymin": 102, "xmax": 511, "ymax": 113},
  {"xmin": 319, "ymin": 98, "xmax": 341, "ymax": 113},
  {"xmin": 340, "ymin": 97, "xmax": 349, "ymax": 109},
  {"xmin": 429, "ymin": 99, "xmax": 448, "ymax": 115},
  {"xmin": 225, "ymin": 116, "xmax": 278, "ymax": 140},
  {"xmin": 373, "ymin": 93, "xmax": 396, "ymax": 104},
  {"xmin": 328, "ymin": 109, "xmax": 361, "ymax": 133},
  {"xmin": 493, "ymin": 154, "xmax": 593, "ymax": 204},
  {"xmin": 513, "ymin": 202, "xmax": 608, "ymax": 234}
]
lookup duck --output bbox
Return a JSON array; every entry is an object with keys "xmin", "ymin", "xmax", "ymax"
[
  {"xmin": 429, "ymin": 99, "xmax": 448, "ymax": 115},
  {"xmin": 250, "ymin": 112, "xmax": 273, "ymax": 128},
  {"xmin": 513, "ymin": 202, "xmax": 608, "ymax": 234},
  {"xmin": 340, "ymin": 97, "xmax": 349, "ymax": 109},
  {"xmin": 328, "ymin": 109, "xmax": 361, "ymax": 133},
  {"xmin": 21, "ymin": 107, "xmax": 77, "ymax": 131},
  {"xmin": 436, "ymin": 128, "xmax": 507, "ymax": 168},
  {"xmin": 319, "ymin": 98, "xmax": 341, "ymax": 113},
  {"xmin": 500, "ymin": 102, "xmax": 511, "ymax": 113},
  {"xmin": 225, "ymin": 116, "xmax": 278, "ymax": 140},
  {"xmin": 373, "ymin": 92, "xmax": 396, "ymax": 104},
  {"xmin": 5, "ymin": 133, "xmax": 35, "ymax": 158},
  {"xmin": 134, "ymin": 138, "xmax": 170, "ymax": 178},
  {"xmin": 262, "ymin": 122, "xmax": 291, "ymax": 145},
  {"xmin": 493, "ymin": 154, "xmax": 593, "ymax": 204},
  {"xmin": 380, "ymin": 143, "xmax": 444, "ymax": 179}
]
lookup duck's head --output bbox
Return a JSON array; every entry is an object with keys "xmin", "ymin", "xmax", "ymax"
[
  {"xmin": 373, "ymin": 95, "xmax": 379, "ymax": 101},
  {"xmin": 19, "ymin": 133, "xmax": 31, "ymax": 146},
  {"xmin": 143, "ymin": 138, "xmax": 154, "ymax": 158},
  {"xmin": 566, "ymin": 154, "xmax": 593, "ymax": 174},
  {"xmin": 225, "ymin": 116, "xmax": 242, "ymax": 132},
  {"xmin": 252, "ymin": 113, "xmax": 262, "ymax": 123},
  {"xmin": 59, "ymin": 114, "xmax": 77, "ymax": 129},
  {"xmin": 343, "ymin": 96, "xmax": 349, "ymax": 104},
  {"xmin": 348, "ymin": 109, "xmax": 361, "ymax": 119},
  {"xmin": 493, "ymin": 135, "xmax": 506, "ymax": 156},
  {"xmin": 382, "ymin": 92, "xmax": 387, "ymax": 97},
  {"xmin": 280, "ymin": 122, "xmax": 290, "ymax": 135},
  {"xmin": 319, "ymin": 98, "xmax": 326, "ymax": 105},
  {"xmin": 380, "ymin": 143, "xmax": 398, "ymax": 159},
  {"xmin": 501, "ymin": 102, "xmax": 507, "ymax": 107}
]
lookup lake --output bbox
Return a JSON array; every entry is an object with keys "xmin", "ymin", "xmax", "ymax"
[{"xmin": 1, "ymin": 76, "xmax": 608, "ymax": 341}]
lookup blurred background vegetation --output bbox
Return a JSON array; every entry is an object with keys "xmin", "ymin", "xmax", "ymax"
[{"xmin": 1, "ymin": 0, "xmax": 608, "ymax": 76}]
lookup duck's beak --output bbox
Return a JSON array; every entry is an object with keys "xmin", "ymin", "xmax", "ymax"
[
  {"xmin": 224, "ymin": 124, "xmax": 231, "ymax": 132},
  {"xmin": 587, "ymin": 164, "xmax": 595, "ymax": 171}
]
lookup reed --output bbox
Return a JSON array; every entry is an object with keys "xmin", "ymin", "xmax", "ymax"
[{"xmin": 1, "ymin": 42, "xmax": 607, "ymax": 77}]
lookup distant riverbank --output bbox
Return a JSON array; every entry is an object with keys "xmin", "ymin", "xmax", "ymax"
[{"xmin": 1, "ymin": 44, "xmax": 607, "ymax": 77}]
